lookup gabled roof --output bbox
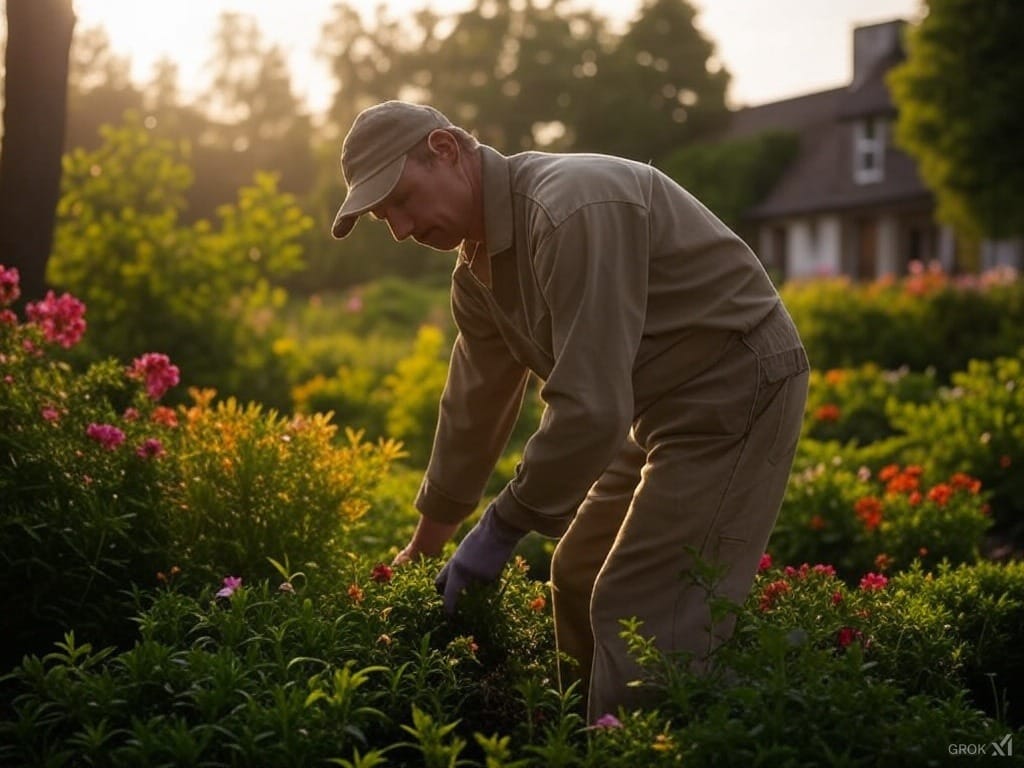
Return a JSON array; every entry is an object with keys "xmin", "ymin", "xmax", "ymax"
[{"xmin": 715, "ymin": 20, "xmax": 931, "ymax": 220}]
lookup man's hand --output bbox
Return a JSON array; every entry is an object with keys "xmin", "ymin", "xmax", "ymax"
[
  {"xmin": 392, "ymin": 516, "xmax": 460, "ymax": 566},
  {"xmin": 434, "ymin": 503, "xmax": 526, "ymax": 614}
]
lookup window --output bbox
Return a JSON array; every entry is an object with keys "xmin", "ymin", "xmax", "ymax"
[{"xmin": 853, "ymin": 117, "xmax": 885, "ymax": 184}]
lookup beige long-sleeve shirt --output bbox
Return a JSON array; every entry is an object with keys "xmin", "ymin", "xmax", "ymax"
[{"xmin": 414, "ymin": 145, "xmax": 782, "ymax": 537}]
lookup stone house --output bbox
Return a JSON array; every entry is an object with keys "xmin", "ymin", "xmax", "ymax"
[{"xmin": 722, "ymin": 19, "xmax": 1021, "ymax": 280}]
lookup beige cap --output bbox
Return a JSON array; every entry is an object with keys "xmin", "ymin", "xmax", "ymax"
[{"xmin": 331, "ymin": 101, "xmax": 453, "ymax": 239}]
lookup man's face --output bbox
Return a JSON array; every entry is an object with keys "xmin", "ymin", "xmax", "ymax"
[{"xmin": 369, "ymin": 139, "xmax": 472, "ymax": 252}]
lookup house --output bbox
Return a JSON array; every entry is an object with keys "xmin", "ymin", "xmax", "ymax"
[{"xmin": 722, "ymin": 19, "xmax": 1021, "ymax": 280}]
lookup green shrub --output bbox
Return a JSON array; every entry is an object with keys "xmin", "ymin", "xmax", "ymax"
[
  {"xmin": 158, "ymin": 388, "xmax": 404, "ymax": 585},
  {"xmin": 889, "ymin": 354, "xmax": 1024, "ymax": 537},
  {"xmin": 803, "ymin": 364, "xmax": 938, "ymax": 445},
  {"xmin": 782, "ymin": 269, "xmax": 1024, "ymax": 379},
  {"xmin": 770, "ymin": 459, "xmax": 990, "ymax": 580},
  {"xmin": 2, "ymin": 557, "xmax": 1018, "ymax": 766},
  {"xmin": 49, "ymin": 115, "xmax": 312, "ymax": 409}
]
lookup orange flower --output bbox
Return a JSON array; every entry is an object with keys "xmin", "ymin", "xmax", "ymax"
[
  {"xmin": 529, "ymin": 596, "xmax": 547, "ymax": 613},
  {"xmin": 927, "ymin": 484, "xmax": 953, "ymax": 507},
  {"xmin": 809, "ymin": 514, "xmax": 827, "ymax": 530},
  {"xmin": 908, "ymin": 491, "xmax": 922, "ymax": 506},
  {"xmin": 151, "ymin": 406, "xmax": 178, "ymax": 427},
  {"xmin": 854, "ymin": 497, "xmax": 883, "ymax": 531},
  {"xmin": 1000, "ymin": 455, "xmax": 1012, "ymax": 469},
  {"xmin": 814, "ymin": 403, "xmax": 841, "ymax": 422},
  {"xmin": 886, "ymin": 472, "xmax": 919, "ymax": 495},
  {"xmin": 874, "ymin": 553, "xmax": 894, "ymax": 572},
  {"xmin": 949, "ymin": 472, "xmax": 982, "ymax": 494},
  {"xmin": 347, "ymin": 584, "xmax": 364, "ymax": 603},
  {"xmin": 878, "ymin": 464, "xmax": 900, "ymax": 482},
  {"xmin": 824, "ymin": 369, "xmax": 847, "ymax": 386}
]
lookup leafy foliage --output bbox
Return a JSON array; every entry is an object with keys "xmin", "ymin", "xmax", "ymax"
[
  {"xmin": 888, "ymin": 0, "xmax": 1024, "ymax": 240},
  {"xmin": 49, "ymin": 115, "xmax": 312, "ymax": 408}
]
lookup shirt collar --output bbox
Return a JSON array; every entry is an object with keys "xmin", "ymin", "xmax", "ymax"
[{"xmin": 479, "ymin": 144, "xmax": 513, "ymax": 257}]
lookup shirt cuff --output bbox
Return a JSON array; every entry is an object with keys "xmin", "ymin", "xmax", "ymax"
[
  {"xmin": 492, "ymin": 483, "xmax": 571, "ymax": 538},
  {"xmin": 414, "ymin": 475, "xmax": 479, "ymax": 525}
]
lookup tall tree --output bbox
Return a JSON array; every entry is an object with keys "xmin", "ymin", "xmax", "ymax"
[
  {"xmin": 0, "ymin": 0, "xmax": 76, "ymax": 302},
  {"xmin": 888, "ymin": 0, "xmax": 1024, "ymax": 240},
  {"xmin": 572, "ymin": 0, "xmax": 729, "ymax": 162}
]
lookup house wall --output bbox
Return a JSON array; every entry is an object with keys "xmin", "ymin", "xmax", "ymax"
[{"xmin": 758, "ymin": 215, "xmax": 842, "ymax": 279}]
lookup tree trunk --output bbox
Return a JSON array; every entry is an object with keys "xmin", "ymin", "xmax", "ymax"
[{"xmin": 0, "ymin": 0, "xmax": 76, "ymax": 303}]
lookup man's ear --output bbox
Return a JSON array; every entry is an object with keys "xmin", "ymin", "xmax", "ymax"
[{"xmin": 427, "ymin": 129, "xmax": 458, "ymax": 163}]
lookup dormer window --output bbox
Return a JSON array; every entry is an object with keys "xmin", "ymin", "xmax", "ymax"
[{"xmin": 853, "ymin": 117, "xmax": 885, "ymax": 184}]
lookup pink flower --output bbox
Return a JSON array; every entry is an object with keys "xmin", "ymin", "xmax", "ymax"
[
  {"xmin": 25, "ymin": 291, "xmax": 86, "ymax": 348},
  {"xmin": 859, "ymin": 572, "xmax": 889, "ymax": 591},
  {"xmin": 41, "ymin": 406, "xmax": 61, "ymax": 422},
  {"xmin": 758, "ymin": 553, "xmax": 773, "ymax": 571},
  {"xmin": 0, "ymin": 309, "xmax": 17, "ymax": 326},
  {"xmin": 86, "ymin": 423, "xmax": 125, "ymax": 450},
  {"xmin": 128, "ymin": 353, "xmax": 180, "ymax": 400},
  {"xmin": 216, "ymin": 576, "xmax": 243, "ymax": 598},
  {"xmin": 123, "ymin": 407, "xmax": 140, "ymax": 422},
  {"xmin": 371, "ymin": 563, "xmax": 394, "ymax": 583},
  {"xmin": 136, "ymin": 438, "xmax": 165, "ymax": 459},
  {"xmin": 592, "ymin": 713, "xmax": 623, "ymax": 729},
  {"xmin": 0, "ymin": 265, "xmax": 20, "ymax": 306}
]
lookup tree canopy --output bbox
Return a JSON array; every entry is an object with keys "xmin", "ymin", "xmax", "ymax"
[{"xmin": 888, "ymin": 0, "xmax": 1024, "ymax": 240}]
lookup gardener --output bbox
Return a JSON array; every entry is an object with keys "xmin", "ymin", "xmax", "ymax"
[{"xmin": 331, "ymin": 100, "xmax": 809, "ymax": 722}]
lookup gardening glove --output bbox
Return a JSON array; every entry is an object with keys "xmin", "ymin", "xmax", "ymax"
[{"xmin": 435, "ymin": 503, "xmax": 527, "ymax": 614}]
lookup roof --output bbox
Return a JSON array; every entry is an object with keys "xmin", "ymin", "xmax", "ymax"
[{"xmin": 713, "ymin": 19, "xmax": 931, "ymax": 220}]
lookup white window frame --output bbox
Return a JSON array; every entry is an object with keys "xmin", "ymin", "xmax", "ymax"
[{"xmin": 853, "ymin": 117, "xmax": 886, "ymax": 185}]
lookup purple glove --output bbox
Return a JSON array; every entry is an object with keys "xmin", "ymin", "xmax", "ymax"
[{"xmin": 435, "ymin": 504, "xmax": 527, "ymax": 614}]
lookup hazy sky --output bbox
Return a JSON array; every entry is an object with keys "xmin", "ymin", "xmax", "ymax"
[{"xmin": 73, "ymin": 0, "xmax": 923, "ymax": 112}]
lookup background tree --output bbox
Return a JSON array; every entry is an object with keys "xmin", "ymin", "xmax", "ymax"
[
  {"xmin": 571, "ymin": 0, "xmax": 730, "ymax": 162},
  {"xmin": 888, "ymin": 0, "xmax": 1024, "ymax": 242},
  {"xmin": 0, "ymin": 0, "xmax": 76, "ymax": 303},
  {"xmin": 65, "ymin": 26, "xmax": 142, "ymax": 150}
]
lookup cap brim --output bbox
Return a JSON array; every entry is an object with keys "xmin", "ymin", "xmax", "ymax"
[{"xmin": 331, "ymin": 155, "xmax": 407, "ymax": 239}]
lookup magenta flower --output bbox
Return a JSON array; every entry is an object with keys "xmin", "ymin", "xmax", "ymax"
[
  {"xmin": 0, "ymin": 265, "xmax": 19, "ymax": 306},
  {"xmin": 216, "ymin": 576, "xmax": 243, "ymax": 598},
  {"xmin": 25, "ymin": 291, "xmax": 87, "ymax": 348},
  {"xmin": 758, "ymin": 553, "xmax": 773, "ymax": 572},
  {"xmin": 41, "ymin": 406, "xmax": 61, "ymax": 423},
  {"xmin": 86, "ymin": 423, "xmax": 126, "ymax": 450},
  {"xmin": 128, "ymin": 353, "xmax": 180, "ymax": 400},
  {"xmin": 136, "ymin": 438, "xmax": 165, "ymax": 459},
  {"xmin": 859, "ymin": 572, "xmax": 889, "ymax": 591},
  {"xmin": 592, "ymin": 713, "xmax": 623, "ymax": 729}
]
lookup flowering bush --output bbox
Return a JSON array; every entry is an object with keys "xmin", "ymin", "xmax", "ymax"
[
  {"xmin": 770, "ymin": 459, "xmax": 990, "ymax": 580},
  {"xmin": 0, "ymin": 557, "xmax": 1017, "ymax": 766},
  {"xmin": 1, "ymin": 268, "xmax": 404, "ymax": 667},
  {"xmin": 888, "ymin": 354, "xmax": 1024, "ymax": 538},
  {"xmin": 803, "ymin": 363, "xmax": 938, "ymax": 445},
  {"xmin": 782, "ymin": 266, "xmax": 1024, "ymax": 378},
  {"xmin": 1, "ymin": 268, "xmax": 179, "ymax": 664}
]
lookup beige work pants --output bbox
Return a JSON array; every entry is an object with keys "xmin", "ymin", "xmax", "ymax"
[{"xmin": 549, "ymin": 304, "xmax": 809, "ymax": 722}]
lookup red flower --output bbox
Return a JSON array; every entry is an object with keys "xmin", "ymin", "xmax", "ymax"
[
  {"xmin": 859, "ymin": 572, "xmax": 888, "ymax": 591},
  {"xmin": 759, "ymin": 579, "xmax": 790, "ymax": 611},
  {"xmin": 809, "ymin": 514, "xmax": 827, "ymax": 530},
  {"xmin": 1000, "ymin": 455, "xmax": 1012, "ymax": 469},
  {"xmin": 371, "ymin": 563, "xmax": 394, "ymax": 583},
  {"xmin": 758, "ymin": 553, "xmax": 773, "ymax": 572},
  {"xmin": 837, "ymin": 626, "xmax": 863, "ymax": 648},
  {"xmin": 831, "ymin": 591, "xmax": 843, "ymax": 605},
  {"xmin": 854, "ymin": 497, "xmax": 883, "ymax": 531},
  {"xmin": 529, "ymin": 596, "xmax": 547, "ymax": 612},
  {"xmin": 878, "ymin": 464, "xmax": 900, "ymax": 482}
]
